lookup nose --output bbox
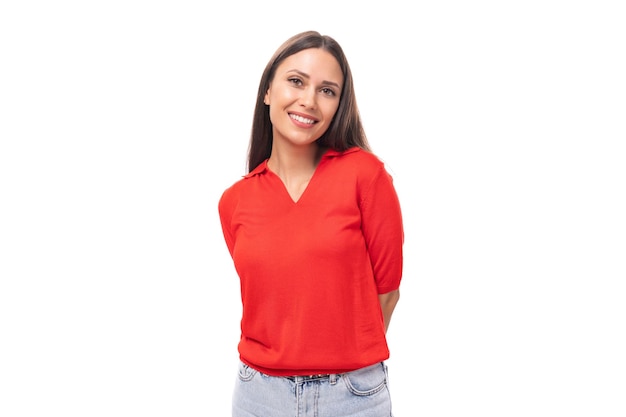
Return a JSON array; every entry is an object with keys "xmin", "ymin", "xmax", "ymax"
[{"xmin": 298, "ymin": 86, "xmax": 317, "ymax": 109}]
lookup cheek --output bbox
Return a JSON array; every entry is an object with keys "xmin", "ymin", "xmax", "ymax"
[
  {"xmin": 271, "ymin": 85, "xmax": 296, "ymax": 102},
  {"xmin": 322, "ymin": 102, "xmax": 340, "ymax": 121},
  {"xmin": 282, "ymin": 88, "xmax": 300, "ymax": 103}
]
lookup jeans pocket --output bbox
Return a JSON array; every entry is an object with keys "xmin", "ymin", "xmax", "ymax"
[
  {"xmin": 237, "ymin": 362, "xmax": 258, "ymax": 382},
  {"xmin": 342, "ymin": 362, "xmax": 388, "ymax": 397}
]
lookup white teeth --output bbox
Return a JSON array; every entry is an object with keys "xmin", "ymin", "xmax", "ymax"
[{"xmin": 290, "ymin": 114, "xmax": 315, "ymax": 124}]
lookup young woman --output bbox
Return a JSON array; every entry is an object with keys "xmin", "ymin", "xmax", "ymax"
[{"xmin": 218, "ymin": 30, "xmax": 404, "ymax": 417}]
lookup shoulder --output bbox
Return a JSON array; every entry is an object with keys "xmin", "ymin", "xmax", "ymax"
[
  {"xmin": 219, "ymin": 177, "xmax": 244, "ymax": 201},
  {"xmin": 219, "ymin": 161, "xmax": 268, "ymax": 206},
  {"xmin": 218, "ymin": 180, "xmax": 240, "ymax": 216},
  {"xmin": 323, "ymin": 148, "xmax": 392, "ymax": 201},
  {"xmin": 325, "ymin": 147, "xmax": 386, "ymax": 173}
]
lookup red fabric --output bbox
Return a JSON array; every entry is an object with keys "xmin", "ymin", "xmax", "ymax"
[{"xmin": 218, "ymin": 147, "xmax": 404, "ymax": 376}]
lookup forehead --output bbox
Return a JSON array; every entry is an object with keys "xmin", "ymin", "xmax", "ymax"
[{"xmin": 276, "ymin": 48, "xmax": 343, "ymax": 85}]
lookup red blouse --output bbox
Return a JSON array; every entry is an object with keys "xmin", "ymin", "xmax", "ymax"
[{"xmin": 218, "ymin": 147, "xmax": 404, "ymax": 376}]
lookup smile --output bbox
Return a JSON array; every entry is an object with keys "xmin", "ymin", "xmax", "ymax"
[{"xmin": 289, "ymin": 113, "xmax": 316, "ymax": 124}]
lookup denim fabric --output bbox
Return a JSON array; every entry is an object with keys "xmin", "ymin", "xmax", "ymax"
[{"xmin": 232, "ymin": 361, "xmax": 393, "ymax": 417}]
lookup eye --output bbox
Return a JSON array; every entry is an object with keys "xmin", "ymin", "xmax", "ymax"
[
  {"xmin": 288, "ymin": 77, "xmax": 303, "ymax": 86},
  {"xmin": 320, "ymin": 87, "xmax": 336, "ymax": 97}
]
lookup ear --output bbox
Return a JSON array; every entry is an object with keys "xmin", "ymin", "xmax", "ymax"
[{"xmin": 264, "ymin": 89, "xmax": 270, "ymax": 105}]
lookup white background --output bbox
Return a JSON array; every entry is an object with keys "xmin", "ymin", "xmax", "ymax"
[{"xmin": 1, "ymin": 1, "xmax": 625, "ymax": 416}]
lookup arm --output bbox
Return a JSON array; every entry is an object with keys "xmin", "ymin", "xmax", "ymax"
[
  {"xmin": 218, "ymin": 188, "xmax": 237, "ymax": 257},
  {"xmin": 358, "ymin": 158, "xmax": 404, "ymax": 334},
  {"xmin": 378, "ymin": 289, "xmax": 400, "ymax": 333}
]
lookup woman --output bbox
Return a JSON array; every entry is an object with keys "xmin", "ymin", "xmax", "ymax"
[{"xmin": 218, "ymin": 30, "xmax": 404, "ymax": 417}]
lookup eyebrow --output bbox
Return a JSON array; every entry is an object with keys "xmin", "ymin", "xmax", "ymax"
[{"xmin": 288, "ymin": 69, "xmax": 342, "ymax": 89}]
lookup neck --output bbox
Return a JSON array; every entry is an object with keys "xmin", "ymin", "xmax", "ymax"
[{"xmin": 267, "ymin": 143, "xmax": 324, "ymax": 179}]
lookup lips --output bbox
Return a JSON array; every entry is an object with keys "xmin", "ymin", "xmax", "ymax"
[{"xmin": 289, "ymin": 113, "xmax": 317, "ymax": 124}]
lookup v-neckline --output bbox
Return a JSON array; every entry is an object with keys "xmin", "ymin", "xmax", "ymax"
[
  {"xmin": 267, "ymin": 162, "xmax": 321, "ymax": 204},
  {"xmin": 266, "ymin": 151, "xmax": 328, "ymax": 204}
]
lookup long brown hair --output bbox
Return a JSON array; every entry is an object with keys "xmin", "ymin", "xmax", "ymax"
[{"xmin": 247, "ymin": 31, "xmax": 370, "ymax": 173}]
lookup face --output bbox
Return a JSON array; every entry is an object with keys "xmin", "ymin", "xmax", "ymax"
[{"xmin": 264, "ymin": 48, "xmax": 343, "ymax": 148}]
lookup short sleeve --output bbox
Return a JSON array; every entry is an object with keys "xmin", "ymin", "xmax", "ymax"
[{"xmin": 359, "ymin": 165, "xmax": 404, "ymax": 294}]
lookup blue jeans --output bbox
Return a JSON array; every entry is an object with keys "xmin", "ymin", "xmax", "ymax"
[{"xmin": 232, "ymin": 361, "xmax": 393, "ymax": 417}]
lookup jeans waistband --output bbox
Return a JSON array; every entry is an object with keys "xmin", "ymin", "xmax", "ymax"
[{"xmin": 285, "ymin": 373, "xmax": 338, "ymax": 383}]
